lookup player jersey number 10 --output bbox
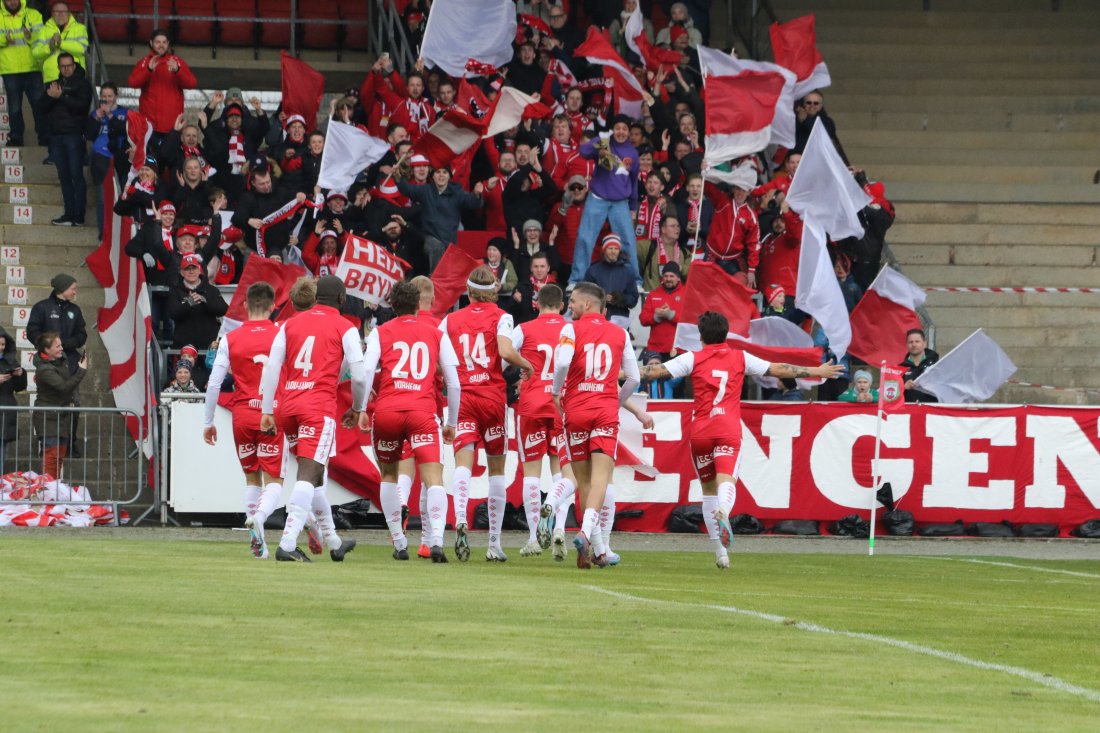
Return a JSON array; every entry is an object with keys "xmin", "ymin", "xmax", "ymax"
[{"xmin": 583, "ymin": 343, "xmax": 612, "ymax": 381}]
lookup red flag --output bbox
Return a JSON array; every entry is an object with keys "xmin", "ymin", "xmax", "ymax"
[
  {"xmin": 704, "ymin": 70, "xmax": 786, "ymax": 162},
  {"xmin": 456, "ymin": 79, "xmax": 493, "ymax": 119},
  {"xmin": 280, "ymin": 51, "xmax": 325, "ymax": 130},
  {"xmin": 455, "ymin": 230, "xmax": 503, "ymax": 261},
  {"xmin": 84, "ymin": 174, "xmax": 155, "ymax": 456},
  {"xmin": 411, "ymin": 108, "xmax": 488, "ymax": 169},
  {"xmin": 847, "ymin": 267, "xmax": 925, "ymax": 370},
  {"xmin": 769, "ymin": 14, "xmax": 831, "ymax": 97},
  {"xmin": 223, "ymin": 256, "xmax": 307, "ymax": 332},
  {"xmin": 430, "ymin": 245, "xmax": 483, "ymax": 318},
  {"xmin": 634, "ymin": 30, "xmax": 683, "ymax": 73},
  {"xmin": 879, "ymin": 365, "xmax": 906, "ymax": 413},
  {"xmin": 673, "ymin": 261, "xmax": 760, "ymax": 350},
  {"xmin": 575, "ymin": 27, "xmax": 645, "ymax": 114},
  {"xmin": 727, "ymin": 316, "xmax": 822, "ymax": 367},
  {"xmin": 125, "ymin": 110, "xmax": 153, "ymax": 173},
  {"xmin": 328, "ymin": 381, "xmax": 382, "ymax": 503}
]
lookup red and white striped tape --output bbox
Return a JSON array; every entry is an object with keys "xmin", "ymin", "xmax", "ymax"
[
  {"xmin": 924, "ymin": 286, "xmax": 1100, "ymax": 294},
  {"xmin": 1007, "ymin": 379, "xmax": 1100, "ymax": 395}
]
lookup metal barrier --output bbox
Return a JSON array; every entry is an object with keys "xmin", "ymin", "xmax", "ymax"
[{"xmin": 0, "ymin": 405, "xmax": 150, "ymax": 525}]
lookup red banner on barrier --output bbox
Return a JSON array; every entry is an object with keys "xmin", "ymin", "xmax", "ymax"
[{"xmin": 329, "ymin": 399, "xmax": 1100, "ymax": 536}]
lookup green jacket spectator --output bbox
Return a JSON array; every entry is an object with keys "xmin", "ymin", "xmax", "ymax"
[
  {"xmin": 32, "ymin": 1, "xmax": 86, "ymax": 82},
  {"xmin": 0, "ymin": 0, "xmax": 43, "ymax": 74}
]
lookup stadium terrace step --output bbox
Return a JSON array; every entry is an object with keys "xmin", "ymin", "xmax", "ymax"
[
  {"xmin": 824, "ymin": 93, "xmax": 1100, "ymax": 115},
  {"xmin": 853, "ymin": 147, "xmax": 1100, "ymax": 167},
  {"xmin": 826, "ymin": 61, "xmax": 1100, "ymax": 81},
  {"xmin": 897, "ymin": 202, "xmax": 1100, "ymax": 227},
  {"xmin": 933, "ymin": 325, "xmax": 1100, "ymax": 349},
  {"xmin": 2, "ymin": 245, "xmax": 96, "ymax": 269},
  {"xmin": 882, "ymin": 182, "xmax": 1100, "ymax": 204},
  {"xmin": 887, "ymin": 223, "xmax": 1100, "ymax": 247},
  {"xmin": 896, "ymin": 244, "xmax": 1098, "ymax": 268},
  {"xmin": 831, "ymin": 111, "xmax": 1100, "ymax": 133},
  {"xmin": 845, "ymin": 130, "xmax": 1100, "ymax": 151},
  {"xmin": 0, "ymin": 223, "xmax": 100, "ymax": 248},
  {"xmin": 928, "ymin": 305, "xmax": 1100, "ymax": 330},
  {"xmin": 831, "ymin": 79, "xmax": 1100, "ymax": 97},
  {"xmin": 775, "ymin": 8, "xmax": 1100, "ymax": 30},
  {"xmin": 820, "ymin": 26, "xmax": 1100, "ymax": 45},
  {"xmin": 898, "ymin": 264, "xmax": 1100, "ymax": 290},
  {"xmin": 866, "ymin": 164, "xmax": 1098, "ymax": 186}
]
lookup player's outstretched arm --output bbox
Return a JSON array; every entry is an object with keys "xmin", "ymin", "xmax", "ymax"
[
  {"xmin": 766, "ymin": 360, "xmax": 845, "ymax": 381},
  {"xmin": 639, "ymin": 363, "xmax": 673, "ymax": 382}
]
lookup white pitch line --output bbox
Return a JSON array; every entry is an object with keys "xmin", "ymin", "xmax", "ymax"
[
  {"xmin": 586, "ymin": 586, "xmax": 1100, "ymax": 703},
  {"xmin": 955, "ymin": 559, "xmax": 1100, "ymax": 579}
]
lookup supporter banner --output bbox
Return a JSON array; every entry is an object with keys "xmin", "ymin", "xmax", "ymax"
[{"xmin": 334, "ymin": 234, "xmax": 405, "ymax": 306}]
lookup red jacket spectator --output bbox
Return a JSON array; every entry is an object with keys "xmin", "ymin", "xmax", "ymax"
[
  {"xmin": 639, "ymin": 279, "xmax": 685, "ymax": 355},
  {"xmin": 369, "ymin": 69, "xmax": 436, "ymax": 142},
  {"xmin": 706, "ymin": 200, "xmax": 760, "ymax": 271},
  {"xmin": 757, "ymin": 228, "xmax": 801, "ymax": 301},
  {"xmin": 127, "ymin": 50, "xmax": 198, "ymax": 134}
]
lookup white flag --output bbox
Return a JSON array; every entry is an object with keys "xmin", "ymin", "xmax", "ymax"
[
  {"xmin": 485, "ymin": 86, "xmax": 543, "ymax": 138},
  {"xmin": 421, "ymin": 0, "xmax": 517, "ymax": 78},
  {"xmin": 914, "ymin": 329, "xmax": 1017, "ymax": 404},
  {"xmin": 317, "ymin": 121, "xmax": 389, "ymax": 192},
  {"xmin": 697, "ymin": 46, "xmax": 797, "ymax": 150},
  {"xmin": 794, "ymin": 219, "xmax": 851, "ymax": 359},
  {"xmin": 786, "ymin": 118, "xmax": 871, "ymax": 240}
]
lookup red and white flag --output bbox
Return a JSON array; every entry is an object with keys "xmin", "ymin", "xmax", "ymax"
[
  {"xmin": 335, "ymin": 234, "xmax": 406, "ymax": 306},
  {"xmin": 411, "ymin": 108, "xmax": 488, "ymax": 169},
  {"xmin": 624, "ymin": 4, "xmax": 683, "ymax": 73},
  {"xmin": 125, "ymin": 110, "xmax": 153, "ymax": 174},
  {"xmin": 485, "ymin": 86, "xmax": 554, "ymax": 138},
  {"xmin": 421, "ymin": 0, "xmax": 516, "ymax": 77},
  {"xmin": 732, "ymin": 316, "xmax": 823, "ymax": 366},
  {"xmin": 430, "ymin": 244, "xmax": 483, "ymax": 318},
  {"xmin": 847, "ymin": 267, "xmax": 926, "ymax": 369},
  {"xmin": 794, "ymin": 219, "xmax": 851, "ymax": 359},
  {"xmin": 673, "ymin": 261, "xmax": 760, "ymax": 351},
  {"xmin": 697, "ymin": 46, "xmax": 797, "ymax": 150},
  {"xmin": 770, "ymin": 14, "xmax": 831, "ymax": 99},
  {"xmin": 879, "ymin": 364, "xmax": 906, "ymax": 413},
  {"xmin": 280, "ymin": 51, "xmax": 325, "ymax": 131},
  {"xmin": 575, "ymin": 27, "xmax": 646, "ymax": 117},
  {"xmin": 317, "ymin": 121, "xmax": 390, "ymax": 192},
  {"xmin": 220, "ymin": 256, "xmax": 307, "ymax": 334},
  {"xmin": 701, "ymin": 69, "xmax": 786, "ymax": 167},
  {"xmin": 84, "ymin": 174, "xmax": 154, "ymax": 456}
]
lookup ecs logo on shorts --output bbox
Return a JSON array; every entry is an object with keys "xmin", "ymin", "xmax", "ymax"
[
  {"xmin": 257, "ymin": 443, "xmax": 280, "ymax": 458},
  {"xmin": 298, "ymin": 425, "xmax": 317, "ymax": 438},
  {"xmin": 377, "ymin": 440, "xmax": 400, "ymax": 453},
  {"xmin": 569, "ymin": 431, "xmax": 589, "ymax": 446},
  {"xmin": 237, "ymin": 443, "xmax": 256, "ymax": 457},
  {"xmin": 456, "ymin": 421, "xmax": 478, "ymax": 436},
  {"xmin": 486, "ymin": 425, "xmax": 505, "ymax": 440},
  {"xmin": 523, "ymin": 430, "xmax": 547, "ymax": 450},
  {"xmin": 410, "ymin": 433, "xmax": 436, "ymax": 448}
]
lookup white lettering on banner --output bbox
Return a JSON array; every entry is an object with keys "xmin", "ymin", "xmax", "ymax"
[
  {"xmin": 618, "ymin": 409, "xmax": 682, "ymax": 502},
  {"xmin": 739, "ymin": 415, "xmax": 802, "ymax": 508},
  {"xmin": 336, "ymin": 234, "xmax": 405, "ymax": 306},
  {"xmin": 923, "ymin": 416, "xmax": 1016, "ymax": 510},
  {"xmin": 1024, "ymin": 416, "xmax": 1100, "ymax": 509},
  {"xmin": 809, "ymin": 413, "xmax": 913, "ymax": 509}
]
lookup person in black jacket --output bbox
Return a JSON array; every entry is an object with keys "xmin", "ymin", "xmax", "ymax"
[
  {"xmin": 168, "ymin": 254, "xmax": 227, "ymax": 357},
  {"xmin": 37, "ymin": 53, "xmax": 93, "ymax": 226},
  {"xmin": 231, "ymin": 159, "xmax": 306, "ymax": 260},
  {"xmin": 0, "ymin": 326, "xmax": 28, "ymax": 470},
  {"xmin": 583, "ymin": 234, "xmax": 639, "ymax": 329},
  {"xmin": 26, "ymin": 274, "xmax": 86, "ymax": 376},
  {"xmin": 202, "ymin": 99, "xmax": 267, "ymax": 205},
  {"xmin": 901, "ymin": 328, "xmax": 940, "ymax": 403}
]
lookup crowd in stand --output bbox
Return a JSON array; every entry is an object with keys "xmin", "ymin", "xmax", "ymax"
[{"xmin": 0, "ymin": 1, "xmax": 941, "ymax": 401}]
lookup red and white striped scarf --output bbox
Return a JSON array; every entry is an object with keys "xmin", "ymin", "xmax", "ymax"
[
  {"xmin": 182, "ymin": 144, "xmax": 214, "ymax": 177},
  {"xmin": 529, "ymin": 273, "xmax": 555, "ymax": 308},
  {"xmin": 406, "ymin": 97, "xmax": 431, "ymax": 135},
  {"xmin": 157, "ymin": 226, "xmax": 173, "ymax": 271},
  {"xmin": 256, "ymin": 197, "xmax": 322, "ymax": 257},
  {"xmin": 228, "ymin": 130, "xmax": 246, "ymax": 174},
  {"xmin": 635, "ymin": 196, "xmax": 664, "ymax": 242},
  {"xmin": 317, "ymin": 252, "xmax": 339, "ymax": 277}
]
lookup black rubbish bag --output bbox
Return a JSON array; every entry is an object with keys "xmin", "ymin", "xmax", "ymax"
[
  {"xmin": 919, "ymin": 520, "xmax": 965, "ymax": 537},
  {"xmin": 473, "ymin": 501, "xmax": 489, "ymax": 530},
  {"xmin": 731, "ymin": 513, "xmax": 764, "ymax": 535},
  {"xmin": 1072, "ymin": 519, "xmax": 1100, "ymax": 538},
  {"xmin": 771, "ymin": 519, "xmax": 820, "ymax": 535},
  {"xmin": 967, "ymin": 521, "xmax": 1016, "ymax": 538},
  {"xmin": 264, "ymin": 506, "xmax": 287, "ymax": 530},
  {"xmin": 882, "ymin": 510, "xmax": 915, "ymax": 536},
  {"xmin": 506, "ymin": 502, "xmax": 527, "ymax": 531},
  {"xmin": 331, "ymin": 499, "xmax": 377, "ymax": 529},
  {"xmin": 829, "ymin": 514, "xmax": 870, "ymax": 538},
  {"xmin": 1017, "ymin": 523, "xmax": 1058, "ymax": 538},
  {"xmin": 667, "ymin": 504, "xmax": 705, "ymax": 533}
]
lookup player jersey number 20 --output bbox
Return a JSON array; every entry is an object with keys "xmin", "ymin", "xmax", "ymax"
[{"xmin": 393, "ymin": 341, "xmax": 430, "ymax": 379}]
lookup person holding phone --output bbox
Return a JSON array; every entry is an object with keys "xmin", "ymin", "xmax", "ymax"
[{"xmin": 33, "ymin": 331, "xmax": 87, "ymax": 480}]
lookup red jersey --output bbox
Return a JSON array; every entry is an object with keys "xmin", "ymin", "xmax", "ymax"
[
  {"xmin": 367, "ymin": 314, "xmax": 456, "ymax": 415},
  {"xmin": 757, "ymin": 228, "xmax": 801, "ymax": 299},
  {"xmin": 274, "ymin": 304, "xmax": 362, "ymax": 416},
  {"xmin": 664, "ymin": 344, "xmax": 770, "ymax": 439},
  {"xmin": 512, "ymin": 312, "xmax": 565, "ymax": 419},
  {"xmin": 707, "ymin": 200, "xmax": 760, "ymax": 268},
  {"xmin": 224, "ymin": 320, "xmax": 279, "ymax": 411},
  {"xmin": 441, "ymin": 302, "xmax": 513, "ymax": 403},
  {"xmin": 559, "ymin": 313, "xmax": 634, "ymax": 417}
]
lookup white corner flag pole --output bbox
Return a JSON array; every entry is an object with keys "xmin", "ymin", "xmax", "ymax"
[{"xmin": 868, "ymin": 360, "xmax": 887, "ymax": 556}]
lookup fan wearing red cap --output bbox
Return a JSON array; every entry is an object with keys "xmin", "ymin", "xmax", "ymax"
[
  {"xmin": 168, "ymin": 247, "xmax": 227, "ymax": 351},
  {"xmin": 406, "ymin": 153, "xmax": 432, "ymax": 185},
  {"xmin": 271, "ymin": 113, "xmax": 310, "ymax": 192}
]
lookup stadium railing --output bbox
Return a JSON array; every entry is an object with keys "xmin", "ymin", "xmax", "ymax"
[{"xmin": 0, "ymin": 405, "xmax": 151, "ymax": 525}]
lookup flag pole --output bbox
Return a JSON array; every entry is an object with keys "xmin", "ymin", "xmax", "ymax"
[{"xmin": 868, "ymin": 360, "xmax": 886, "ymax": 556}]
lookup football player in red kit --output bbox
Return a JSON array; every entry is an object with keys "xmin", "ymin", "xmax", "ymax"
[
  {"xmin": 360, "ymin": 281, "xmax": 461, "ymax": 563},
  {"xmin": 510, "ymin": 283, "xmax": 569, "ymax": 558},
  {"xmin": 259, "ymin": 276, "xmax": 368, "ymax": 562},
  {"xmin": 203, "ymin": 281, "xmax": 285, "ymax": 559},
  {"xmin": 439, "ymin": 266, "xmax": 533, "ymax": 562},
  {"xmin": 551, "ymin": 282, "xmax": 640, "ymax": 569},
  {"xmin": 641, "ymin": 311, "xmax": 842, "ymax": 567}
]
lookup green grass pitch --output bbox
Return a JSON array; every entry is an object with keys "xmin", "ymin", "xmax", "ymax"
[{"xmin": 1, "ymin": 533, "xmax": 1098, "ymax": 732}]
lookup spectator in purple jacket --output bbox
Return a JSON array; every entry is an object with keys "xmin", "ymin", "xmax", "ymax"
[{"xmin": 568, "ymin": 114, "xmax": 640, "ymax": 285}]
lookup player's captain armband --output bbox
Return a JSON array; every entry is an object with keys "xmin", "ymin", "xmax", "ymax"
[{"xmin": 558, "ymin": 336, "xmax": 575, "ymax": 347}]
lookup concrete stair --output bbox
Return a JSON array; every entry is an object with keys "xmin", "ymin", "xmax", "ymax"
[{"xmin": 770, "ymin": 0, "xmax": 1100, "ymax": 404}]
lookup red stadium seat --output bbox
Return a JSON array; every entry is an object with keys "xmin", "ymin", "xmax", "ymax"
[
  {"xmin": 257, "ymin": 0, "xmax": 292, "ymax": 49},
  {"xmin": 173, "ymin": 0, "xmax": 216, "ymax": 46},
  {"xmin": 86, "ymin": 0, "xmax": 133, "ymax": 44},
  {"xmin": 130, "ymin": 0, "xmax": 156, "ymax": 42},
  {"xmin": 339, "ymin": 0, "xmax": 369, "ymax": 51},
  {"xmin": 217, "ymin": 0, "xmax": 258, "ymax": 47},
  {"xmin": 299, "ymin": 4, "xmax": 340, "ymax": 49}
]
